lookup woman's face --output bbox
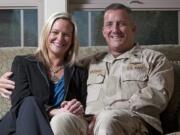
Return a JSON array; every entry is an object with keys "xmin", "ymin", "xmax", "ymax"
[{"xmin": 47, "ymin": 19, "xmax": 73, "ymax": 58}]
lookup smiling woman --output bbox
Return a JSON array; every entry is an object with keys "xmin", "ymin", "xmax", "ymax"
[{"xmin": 0, "ymin": 12, "xmax": 88, "ymax": 135}]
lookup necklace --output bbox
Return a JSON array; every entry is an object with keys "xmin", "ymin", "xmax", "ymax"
[{"xmin": 50, "ymin": 65, "xmax": 64, "ymax": 83}]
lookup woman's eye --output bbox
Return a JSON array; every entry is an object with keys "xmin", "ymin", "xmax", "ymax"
[
  {"xmin": 51, "ymin": 31, "xmax": 58, "ymax": 34},
  {"xmin": 62, "ymin": 32, "xmax": 71, "ymax": 37}
]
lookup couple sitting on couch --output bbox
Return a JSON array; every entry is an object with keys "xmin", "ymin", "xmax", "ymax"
[{"xmin": 0, "ymin": 3, "xmax": 174, "ymax": 135}]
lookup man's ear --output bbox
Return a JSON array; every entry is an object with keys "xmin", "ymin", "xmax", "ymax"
[
  {"xmin": 132, "ymin": 24, "xmax": 136, "ymax": 33},
  {"xmin": 102, "ymin": 27, "xmax": 105, "ymax": 38}
]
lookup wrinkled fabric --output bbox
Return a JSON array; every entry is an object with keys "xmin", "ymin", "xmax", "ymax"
[{"xmin": 86, "ymin": 45, "xmax": 174, "ymax": 133}]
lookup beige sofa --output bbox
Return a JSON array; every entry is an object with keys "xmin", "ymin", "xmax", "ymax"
[{"xmin": 0, "ymin": 45, "xmax": 180, "ymax": 134}]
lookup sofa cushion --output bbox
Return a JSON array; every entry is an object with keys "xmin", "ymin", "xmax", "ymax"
[
  {"xmin": 0, "ymin": 45, "xmax": 180, "ymax": 135},
  {"xmin": 161, "ymin": 62, "xmax": 180, "ymax": 134},
  {"xmin": 0, "ymin": 47, "xmax": 36, "ymax": 118}
]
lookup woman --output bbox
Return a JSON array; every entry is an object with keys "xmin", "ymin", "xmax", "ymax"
[{"xmin": 0, "ymin": 12, "xmax": 88, "ymax": 135}]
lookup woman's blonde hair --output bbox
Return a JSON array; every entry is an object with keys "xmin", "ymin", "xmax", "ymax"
[{"xmin": 35, "ymin": 12, "xmax": 79, "ymax": 68}]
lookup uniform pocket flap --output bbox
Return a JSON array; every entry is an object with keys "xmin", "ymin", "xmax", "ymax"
[
  {"xmin": 122, "ymin": 71, "xmax": 148, "ymax": 81},
  {"xmin": 87, "ymin": 74, "xmax": 105, "ymax": 85}
]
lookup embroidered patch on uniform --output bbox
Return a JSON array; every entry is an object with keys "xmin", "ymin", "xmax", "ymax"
[
  {"xmin": 89, "ymin": 69, "xmax": 104, "ymax": 74},
  {"xmin": 126, "ymin": 63, "xmax": 147, "ymax": 70}
]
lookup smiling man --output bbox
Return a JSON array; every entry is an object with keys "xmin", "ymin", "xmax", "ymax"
[
  {"xmin": 103, "ymin": 6, "xmax": 136, "ymax": 57},
  {"xmin": 85, "ymin": 3, "xmax": 174, "ymax": 135}
]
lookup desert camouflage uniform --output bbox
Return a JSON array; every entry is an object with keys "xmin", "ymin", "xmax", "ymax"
[{"xmin": 86, "ymin": 45, "xmax": 174, "ymax": 135}]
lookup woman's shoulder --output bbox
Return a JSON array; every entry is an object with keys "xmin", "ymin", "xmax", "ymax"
[
  {"xmin": 14, "ymin": 54, "xmax": 37, "ymax": 63},
  {"xmin": 65, "ymin": 64, "xmax": 88, "ymax": 75},
  {"xmin": 69, "ymin": 64, "xmax": 87, "ymax": 71},
  {"xmin": 12, "ymin": 55, "xmax": 40, "ymax": 68},
  {"xmin": 67, "ymin": 65, "xmax": 88, "ymax": 81}
]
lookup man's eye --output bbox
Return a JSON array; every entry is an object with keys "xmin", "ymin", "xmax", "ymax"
[
  {"xmin": 118, "ymin": 21, "xmax": 129, "ymax": 27},
  {"xmin": 120, "ymin": 22, "xmax": 127, "ymax": 26},
  {"xmin": 105, "ymin": 23, "xmax": 112, "ymax": 27}
]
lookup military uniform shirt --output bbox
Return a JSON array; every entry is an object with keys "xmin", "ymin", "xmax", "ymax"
[{"xmin": 86, "ymin": 45, "xmax": 174, "ymax": 133}]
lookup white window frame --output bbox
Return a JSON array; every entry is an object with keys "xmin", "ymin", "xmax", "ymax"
[
  {"xmin": 0, "ymin": 0, "xmax": 44, "ymax": 47},
  {"xmin": 69, "ymin": 0, "xmax": 180, "ymax": 45},
  {"xmin": 0, "ymin": 7, "xmax": 38, "ymax": 47},
  {"xmin": 69, "ymin": 0, "xmax": 180, "ymax": 10}
]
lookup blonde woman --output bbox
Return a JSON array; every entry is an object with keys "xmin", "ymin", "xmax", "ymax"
[{"xmin": 0, "ymin": 12, "xmax": 87, "ymax": 135}]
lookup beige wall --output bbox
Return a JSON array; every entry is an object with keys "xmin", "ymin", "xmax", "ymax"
[
  {"xmin": 44, "ymin": 0, "xmax": 67, "ymax": 20},
  {"xmin": 0, "ymin": 0, "xmax": 38, "ymax": 6}
]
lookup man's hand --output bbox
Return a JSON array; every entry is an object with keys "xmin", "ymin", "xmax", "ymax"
[
  {"xmin": 0, "ymin": 72, "xmax": 15, "ymax": 99},
  {"xmin": 87, "ymin": 115, "xmax": 96, "ymax": 135}
]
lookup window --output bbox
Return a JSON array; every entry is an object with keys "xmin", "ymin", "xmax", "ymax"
[
  {"xmin": 0, "ymin": 0, "xmax": 41, "ymax": 47},
  {"xmin": 24, "ymin": 9, "xmax": 38, "ymax": 47},
  {"xmin": 69, "ymin": 0, "xmax": 180, "ymax": 46},
  {"xmin": 0, "ymin": 9, "xmax": 38, "ymax": 47},
  {"xmin": 133, "ymin": 11, "xmax": 178, "ymax": 45}
]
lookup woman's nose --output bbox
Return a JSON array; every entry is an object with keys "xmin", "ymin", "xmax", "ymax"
[{"xmin": 56, "ymin": 33, "xmax": 63, "ymax": 41}]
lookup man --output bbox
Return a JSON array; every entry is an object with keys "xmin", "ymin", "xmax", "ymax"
[{"xmin": 0, "ymin": 3, "xmax": 174, "ymax": 135}]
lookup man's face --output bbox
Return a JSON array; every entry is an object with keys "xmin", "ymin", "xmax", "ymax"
[{"xmin": 103, "ymin": 9, "xmax": 136, "ymax": 57}]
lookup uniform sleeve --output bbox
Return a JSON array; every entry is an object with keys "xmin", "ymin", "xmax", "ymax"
[
  {"xmin": 10, "ymin": 56, "xmax": 31, "ymax": 107},
  {"xmin": 108, "ymin": 52, "xmax": 174, "ymax": 122},
  {"xmin": 129, "ymin": 54, "xmax": 174, "ymax": 117}
]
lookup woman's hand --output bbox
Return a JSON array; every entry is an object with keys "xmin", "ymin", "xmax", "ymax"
[
  {"xmin": 49, "ymin": 99, "xmax": 84, "ymax": 117},
  {"xmin": 49, "ymin": 107, "xmax": 70, "ymax": 117},
  {"xmin": 61, "ymin": 99, "xmax": 84, "ymax": 116},
  {"xmin": 0, "ymin": 72, "xmax": 15, "ymax": 99}
]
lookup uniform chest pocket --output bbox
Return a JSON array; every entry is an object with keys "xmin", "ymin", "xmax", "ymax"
[
  {"xmin": 121, "ymin": 70, "xmax": 148, "ymax": 82},
  {"xmin": 121, "ymin": 69, "xmax": 148, "ymax": 98},
  {"xmin": 86, "ymin": 74, "xmax": 105, "ymax": 103}
]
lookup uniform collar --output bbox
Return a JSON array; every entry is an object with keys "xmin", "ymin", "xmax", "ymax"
[{"xmin": 103, "ymin": 44, "xmax": 142, "ymax": 63}]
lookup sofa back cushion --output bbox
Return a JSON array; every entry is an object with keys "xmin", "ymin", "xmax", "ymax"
[
  {"xmin": 161, "ymin": 63, "xmax": 180, "ymax": 133},
  {"xmin": 0, "ymin": 45, "xmax": 179, "ymax": 134}
]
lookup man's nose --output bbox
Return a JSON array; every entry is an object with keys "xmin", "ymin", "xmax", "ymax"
[{"xmin": 112, "ymin": 24, "xmax": 119, "ymax": 32}]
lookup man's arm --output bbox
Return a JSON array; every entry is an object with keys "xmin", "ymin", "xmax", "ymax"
[
  {"xmin": 0, "ymin": 72, "xmax": 15, "ymax": 99},
  {"xmin": 111, "ymin": 52, "xmax": 174, "ymax": 117}
]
